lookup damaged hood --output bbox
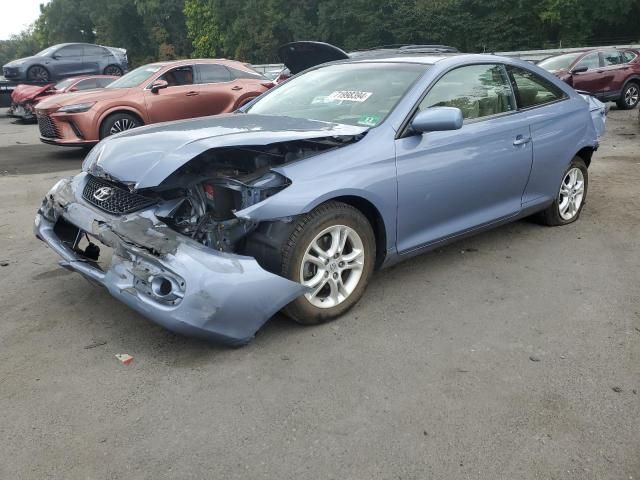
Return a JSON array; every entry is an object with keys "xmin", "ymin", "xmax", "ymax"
[
  {"xmin": 278, "ymin": 41, "xmax": 349, "ymax": 75},
  {"xmin": 11, "ymin": 83, "xmax": 54, "ymax": 103},
  {"xmin": 84, "ymin": 114, "xmax": 368, "ymax": 189}
]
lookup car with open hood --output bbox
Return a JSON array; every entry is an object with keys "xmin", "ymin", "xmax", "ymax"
[
  {"xmin": 8, "ymin": 75, "xmax": 117, "ymax": 121},
  {"xmin": 34, "ymin": 59, "xmax": 274, "ymax": 147},
  {"xmin": 539, "ymin": 47, "xmax": 640, "ymax": 110},
  {"xmin": 2, "ymin": 43, "xmax": 127, "ymax": 83},
  {"xmin": 35, "ymin": 52, "xmax": 601, "ymax": 345}
]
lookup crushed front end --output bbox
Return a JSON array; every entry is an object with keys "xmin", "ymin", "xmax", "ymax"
[{"xmin": 34, "ymin": 165, "xmax": 306, "ymax": 345}]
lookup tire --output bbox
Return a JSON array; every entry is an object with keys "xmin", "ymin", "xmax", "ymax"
[
  {"xmin": 26, "ymin": 65, "xmax": 50, "ymax": 82},
  {"xmin": 99, "ymin": 113, "xmax": 142, "ymax": 139},
  {"xmin": 280, "ymin": 201, "xmax": 376, "ymax": 325},
  {"xmin": 616, "ymin": 81, "xmax": 640, "ymax": 110},
  {"xmin": 539, "ymin": 157, "xmax": 588, "ymax": 226},
  {"xmin": 103, "ymin": 65, "xmax": 123, "ymax": 76}
]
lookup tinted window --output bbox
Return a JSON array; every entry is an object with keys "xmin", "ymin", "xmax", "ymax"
[
  {"xmin": 622, "ymin": 51, "xmax": 637, "ymax": 63},
  {"xmin": 56, "ymin": 45, "xmax": 83, "ymax": 57},
  {"xmin": 196, "ymin": 64, "xmax": 231, "ymax": 83},
  {"xmin": 158, "ymin": 66, "xmax": 194, "ymax": 86},
  {"xmin": 84, "ymin": 45, "xmax": 107, "ymax": 57},
  {"xmin": 576, "ymin": 52, "xmax": 600, "ymax": 70},
  {"xmin": 419, "ymin": 64, "xmax": 515, "ymax": 120},
  {"xmin": 602, "ymin": 50, "xmax": 624, "ymax": 66},
  {"xmin": 247, "ymin": 63, "xmax": 426, "ymax": 127},
  {"xmin": 508, "ymin": 66, "xmax": 565, "ymax": 108}
]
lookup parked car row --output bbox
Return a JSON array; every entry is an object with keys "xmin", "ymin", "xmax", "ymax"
[{"xmin": 31, "ymin": 43, "xmax": 606, "ymax": 345}]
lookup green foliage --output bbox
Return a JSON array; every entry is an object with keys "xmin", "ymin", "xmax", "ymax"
[{"xmin": 1, "ymin": 0, "xmax": 639, "ymax": 70}]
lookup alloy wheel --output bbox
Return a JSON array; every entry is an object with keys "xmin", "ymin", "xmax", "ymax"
[
  {"xmin": 558, "ymin": 167, "xmax": 585, "ymax": 221},
  {"xmin": 28, "ymin": 66, "xmax": 49, "ymax": 82},
  {"xmin": 109, "ymin": 118, "xmax": 138, "ymax": 135},
  {"xmin": 300, "ymin": 225, "xmax": 365, "ymax": 308},
  {"xmin": 625, "ymin": 84, "xmax": 639, "ymax": 107},
  {"xmin": 104, "ymin": 65, "xmax": 123, "ymax": 76}
]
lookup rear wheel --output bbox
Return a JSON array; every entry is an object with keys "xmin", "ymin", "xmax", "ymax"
[
  {"xmin": 617, "ymin": 82, "xmax": 639, "ymax": 110},
  {"xmin": 281, "ymin": 201, "xmax": 376, "ymax": 325},
  {"xmin": 99, "ymin": 113, "xmax": 142, "ymax": 139},
  {"xmin": 26, "ymin": 65, "xmax": 50, "ymax": 82},
  {"xmin": 539, "ymin": 157, "xmax": 588, "ymax": 226},
  {"xmin": 103, "ymin": 65, "xmax": 123, "ymax": 76}
]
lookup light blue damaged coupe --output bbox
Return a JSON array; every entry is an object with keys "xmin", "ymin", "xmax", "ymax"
[{"xmin": 35, "ymin": 50, "xmax": 602, "ymax": 345}]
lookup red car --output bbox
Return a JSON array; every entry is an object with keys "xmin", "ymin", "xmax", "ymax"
[
  {"xmin": 8, "ymin": 75, "xmax": 117, "ymax": 121},
  {"xmin": 539, "ymin": 48, "xmax": 640, "ymax": 110}
]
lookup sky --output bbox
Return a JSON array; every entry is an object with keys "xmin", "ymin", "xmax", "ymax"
[{"xmin": 0, "ymin": 0, "xmax": 50, "ymax": 40}]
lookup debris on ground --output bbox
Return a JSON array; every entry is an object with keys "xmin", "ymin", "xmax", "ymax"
[
  {"xmin": 280, "ymin": 355, "xmax": 290, "ymax": 361},
  {"xmin": 0, "ymin": 261, "xmax": 9, "ymax": 267},
  {"xmin": 529, "ymin": 355, "xmax": 541, "ymax": 362},
  {"xmin": 84, "ymin": 340, "xmax": 107, "ymax": 350},
  {"xmin": 115, "ymin": 354, "xmax": 134, "ymax": 366},
  {"xmin": 612, "ymin": 386, "xmax": 623, "ymax": 393}
]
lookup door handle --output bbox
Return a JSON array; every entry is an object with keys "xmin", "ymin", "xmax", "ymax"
[
  {"xmin": 186, "ymin": 91, "xmax": 199, "ymax": 96},
  {"xmin": 231, "ymin": 86, "xmax": 243, "ymax": 91},
  {"xmin": 513, "ymin": 135, "xmax": 531, "ymax": 146}
]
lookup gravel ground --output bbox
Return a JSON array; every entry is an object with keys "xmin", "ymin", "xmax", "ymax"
[{"xmin": 0, "ymin": 108, "xmax": 638, "ymax": 480}]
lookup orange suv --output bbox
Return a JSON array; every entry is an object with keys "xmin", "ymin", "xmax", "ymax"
[{"xmin": 35, "ymin": 59, "xmax": 273, "ymax": 147}]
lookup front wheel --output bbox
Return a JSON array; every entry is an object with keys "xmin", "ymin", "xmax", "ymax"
[
  {"xmin": 539, "ymin": 157, "xmax": 588, "ymax": 226},
  {"xmin": 99, "ymin": 113, "xmax": 142, "ymax": 139},
  {"xmin": 281, "ymin": 201, "xmax": 376, "ymax": 325},
  {"xmin": 617, "ymin": 82, "xmax": 640, "ymax": 110},
  {"xmin": 27, "ymin": 65, "xmax": 50, "ymax": 82}
]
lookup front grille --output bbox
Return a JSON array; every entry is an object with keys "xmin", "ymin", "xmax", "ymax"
[
  {"xmin": 82, "ymin": 175, "xmax": 156, "ymax": 215},
  {"xmin": 37, "ymin": 112, "xmax": 60, "ymax": 139}
]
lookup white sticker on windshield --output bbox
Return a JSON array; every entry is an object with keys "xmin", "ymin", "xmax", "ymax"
[{"xmin": 326, "ymin": 90, "xmax": 372, "ymax": 102}]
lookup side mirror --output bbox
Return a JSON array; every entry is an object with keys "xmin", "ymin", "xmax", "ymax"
[
  {"xmin": 411, "ymin": 107, "xmax": 463, "ymax": 133},
  {"xmin": 52, "ymin": 54, "xmax": 60, "ymax": 60},
  {"xmin": 571, "ymin": 65, "xmax": 589, "ymax": 74},
  {"xmin": 150, "ymin": 80, "xmax": 169, "ymax": 94}
]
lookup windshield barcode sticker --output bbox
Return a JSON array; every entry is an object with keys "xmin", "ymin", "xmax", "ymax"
[{"xmin": 327, "ymin": 90, "xmax": 372, "ymax": 102}]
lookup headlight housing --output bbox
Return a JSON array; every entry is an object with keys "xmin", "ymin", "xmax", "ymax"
[{"xmin": 58, "ymin": 102, "xmax": 96, "ymax": 113}]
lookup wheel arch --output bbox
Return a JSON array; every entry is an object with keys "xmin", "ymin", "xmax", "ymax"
[
  {"xmin": 320, "ymin": 195, "xmax": 388, "ymax": 269},
  {"xmin": 575, "ymin": 146, "xmax": 595, "ymax": 168}
]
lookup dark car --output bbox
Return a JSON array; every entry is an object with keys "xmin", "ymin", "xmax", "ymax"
[
  {"xmin": 539, "ymin": 48, "xmax": 640, "ymax": 109},
  {"xmin": 2, "ymin": 43, "xmax": 128, "ymax": 83}
]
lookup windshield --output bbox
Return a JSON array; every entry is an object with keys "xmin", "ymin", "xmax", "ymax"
[
  {"xmin": 538, "ymin": 52, "xmax": 583, "ymax": 72},
  {"xmin": 106, "ymin": 64, "xmax": 163, "ymax": 88},
  {"xmin": 54, "ymin": 78, "xmax": 76, "ymax": 90},
  {"xmin": 247, "ymin": 62, "xmax": 428, "ymax": 127}
]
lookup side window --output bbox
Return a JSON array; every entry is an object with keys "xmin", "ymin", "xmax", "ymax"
[
  {"xmin": 96, "ymin": 77, "xmax": 115, "ymax": 88},
  {"xmin": 576, "ymin": 52, "xmax": 600, "ymax": 70},
  {"xmin": 84, "ymin": 45, "xmax": 107, "ymax": 57},
  {"xmin": 75, "ymin": 79, "xmax": 99, "ymax": 90},
  {"xmin": 419, "ymin": 64, "xmax": 515, "ymax": 121},
  {"xmin": 56, "ymin": 45, "xmax": 83, "ymax": 57},
  {"xmin": 508, "ymin": 66, "xmax": 565, "ymax": 108},
  {"xmin": 196, "ymin": 64, "xmax": 232, "ymax": 83},
  {"xmin": 622, "ymin": 51, "xmax": 637, "ymax": 63},
  {"xmin": 602, "ymin": 50, "xmax": 624, "ymax": 66},
  {"xmin": 158, "ymin": 66, "xmax": 194, "ymax": 87}
]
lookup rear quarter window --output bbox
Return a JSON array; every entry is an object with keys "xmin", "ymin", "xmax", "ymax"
[{"xmin": 507, "ymin": 66, "xmax": 566, "ymax": 109}]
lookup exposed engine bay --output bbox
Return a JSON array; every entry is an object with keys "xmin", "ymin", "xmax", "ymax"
[{"xmin": 140, "ymin": 137, "xmax": 359, "ymax": 252}]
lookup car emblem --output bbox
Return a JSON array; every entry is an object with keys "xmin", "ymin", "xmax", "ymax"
[{"xmin": 93, "ymin": 186, "xmax": 114, "ymax": 201}]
